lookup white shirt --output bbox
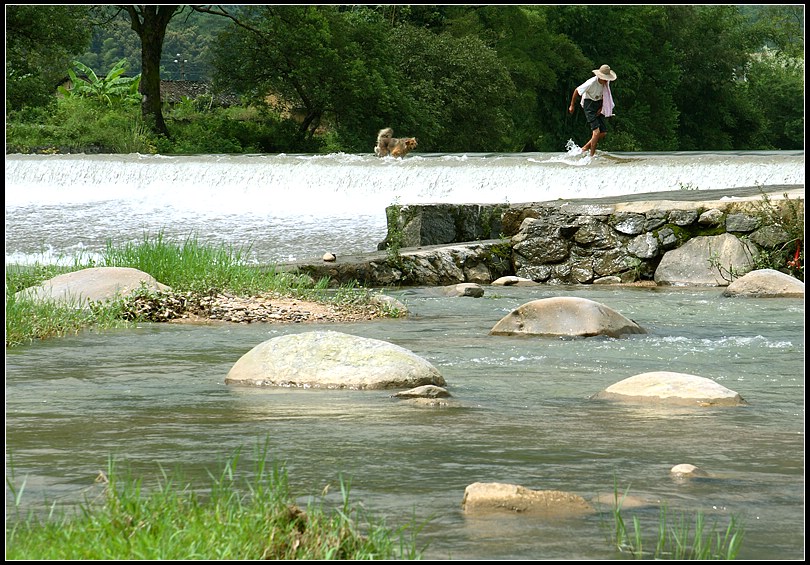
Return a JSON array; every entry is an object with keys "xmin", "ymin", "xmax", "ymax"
[{"xmin": 576, "ymin": 76, "xmax": 605, "ymax": 106}]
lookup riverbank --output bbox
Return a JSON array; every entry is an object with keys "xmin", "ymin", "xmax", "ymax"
[
  {"xmin": 166, "ymin": 291, "xmax": 393, "ymax": 325},
  {"xmin": 4, "ymin": 237, "xmax": 403, "ymax": 347}
]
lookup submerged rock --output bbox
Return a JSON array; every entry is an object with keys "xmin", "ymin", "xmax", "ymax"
[
  {"xmin": 670, "ymin": 463, "xmax": 709, "ymax": 478},
  {"xmin": 461, "ymin": 482, "xmax": 594, "ymax": 517},
  {"xmin": 391, "ymin": 385, "xmax": 450, "ymax": 399},
  {"xmin": 591, "ymin": 371, "xmax": 748, "ymax": 407},
  {"xmin": 489, "ymin": 296, "xmax": 646, "ymax": 338}
]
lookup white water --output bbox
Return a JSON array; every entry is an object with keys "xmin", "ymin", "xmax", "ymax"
[{"xmin": 5, "ymin": 149, "xmax": 804, "ymax": 265}]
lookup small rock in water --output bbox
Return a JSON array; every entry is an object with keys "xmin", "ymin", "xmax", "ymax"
[{"xmin": 322, "ymin": 253, "xmax": 336, "ymax": 262}]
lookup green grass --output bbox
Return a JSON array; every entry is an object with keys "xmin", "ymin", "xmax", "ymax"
[
  {"xmin": 604, "ymin": 478, "xmax": 744, "ymax": 560},
  {"xmin": 5, "ymin": 446, "xmax": 426, "ymax": 560},
  {"xmin": 4, "ymin": 289, "xmax": 132, "ymax": 347},
  {"xmin": 98, "ymin": 231, "xmax": 322, "ymax": 296},
  {"xmin": 5, "ymin": 231, "xmax": 400, "ymax": 347}
]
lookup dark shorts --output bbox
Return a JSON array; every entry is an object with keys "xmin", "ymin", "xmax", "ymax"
[{"xmin": 583, "ymin": 98, "xmax": 607, "ymax": 132}]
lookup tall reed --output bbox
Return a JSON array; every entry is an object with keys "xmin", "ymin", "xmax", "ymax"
[{"xmin": 604, "ymin": 477, "xmax": 744, "ymax": 560}]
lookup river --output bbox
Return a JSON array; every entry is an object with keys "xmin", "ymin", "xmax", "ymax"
[{"xmin": 4, "ymin": 149, "xmax": 805, "ymax": 559}]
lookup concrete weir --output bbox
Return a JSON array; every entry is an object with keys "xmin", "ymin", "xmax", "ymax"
[{"xmin": 279, "ymin": 184, "xmax": 804, "ymax": 288}]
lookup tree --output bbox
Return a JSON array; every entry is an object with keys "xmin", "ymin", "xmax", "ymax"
[
  {"xmin": 663, "ymin": 5, "xmax": 765, "ymax": 150},
  {"xmin": 386, "ymin": 25, "xmax": 517, "ymax": 151},
  {"xmin": 118, "ymin": 5, "xmax": 183, "ymax": 137},
  {"xmin": 744, "ymin": 5, "xmax": 804, "ymax": 58},
  {"xmin": 439, "ymin": 6, "xmax": 590, "ymax": 151},
  {"xmin": 744, "ymin": 50, "xmax": 804, "ymax": 150},
  {"xmin": 208, "ymin": 6, "xmax": 412, "ymax": 148},
  {"xmin": 208, "ymin": 5, "xmax": 516, "ymax": 152},
  {"xmin": 5, "ymin": 5, "xmax": 93, "ymax": 111}
]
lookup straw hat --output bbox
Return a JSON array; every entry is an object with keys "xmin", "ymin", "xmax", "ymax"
[{"xmin": 593, "ymin": 64, "xmax": 617, "ymax": 81}]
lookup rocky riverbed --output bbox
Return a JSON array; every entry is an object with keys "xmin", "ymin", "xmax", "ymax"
[{"xmin": 120, "ymin": 288, "xmax": 398, "ymax": 325}]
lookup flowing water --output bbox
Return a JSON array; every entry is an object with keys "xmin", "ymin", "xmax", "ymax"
[
  {"xmin": 5, "ymin": 149, "xmax": 804, "ymax": 265},
  {"xmin": 4, "ymin": 149, "xmax": 805, "ymax": 559}
]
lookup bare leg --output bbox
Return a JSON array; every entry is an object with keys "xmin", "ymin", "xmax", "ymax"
[{"xmin": 585, "ymin": 130, "xmax": 606, "ymax": 156}]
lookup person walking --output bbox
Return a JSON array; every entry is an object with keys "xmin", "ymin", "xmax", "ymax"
[{"xmin": 568, "ymin": 64, "xmax": 617, "ymax": 156}]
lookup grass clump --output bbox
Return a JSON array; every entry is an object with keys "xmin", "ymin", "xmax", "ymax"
[
  {"xmin": 4, "ymin": 290, "xmax": 132, "ymax": 347},
  {"xmin": 98, "ymin": 231, "xmax": 311, "ymax": 296},
  {"xmin": 6, "ymin": 448, "xmax": 425, "ymax": 560},
  {"xmin": 6, "ymin": 231, "xmax": 400, "ymax": 347},
  {"xmin": 5, "ymin": 261, "xmax": 133, "ymax": 347},
  {"xmin": 604, "ymin": 478, "xmax": 744, "ymax": 560}
]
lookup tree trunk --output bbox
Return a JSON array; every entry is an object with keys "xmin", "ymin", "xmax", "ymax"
[{"xmin": 122, "ymin": 5, "xmax": 181, "ymax": 138}]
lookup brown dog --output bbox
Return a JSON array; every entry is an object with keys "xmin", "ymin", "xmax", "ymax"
[
  {"xmin": 374, "ymin": 127, "xmax": 393, "ymax": 157},
  {"xmin": 390, "ymin": 137, "xmax": 418, "ymax": 157},
  {"xmin": 374, "ymin": 127, "xmax": 417, "ymax": 158}
]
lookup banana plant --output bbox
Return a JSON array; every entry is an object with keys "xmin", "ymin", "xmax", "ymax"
[{"xmin": 58, "ymin": 59, "xmax": 141, "ymax": 106}]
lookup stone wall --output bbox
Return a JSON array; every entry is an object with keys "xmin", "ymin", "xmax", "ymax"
[
  {"xmin": 284, "ymin": 186, "xmax": 803, "ymax": 287},
  {"xmin": 377, "ymin": 203, "xmax": 510, "ymax": 250},
  {"xmin": 502, "ymin": 199, "xmax": 780, "ymax": 284}
]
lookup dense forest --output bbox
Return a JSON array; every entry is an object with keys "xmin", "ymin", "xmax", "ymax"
[{"xmin": 5, "ymin": 5, "xmax": 804, "ymax": 154}]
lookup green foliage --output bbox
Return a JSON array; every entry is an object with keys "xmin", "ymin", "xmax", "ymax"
[
  {"xmin": 58, "ymin": 59, "xmax": 142, "ymax": 107},
  {"xmin": 386, "ymin": 25, "xmax": 517, "ymax": 152},
  {"xmin": 5, "ymin": 262, "xmax": 133, "ymax": 347},
  {"xmin": 210, "ymin": 5, "xmax": 403, "ymax": 151},
  {"xmin": 748, "ymin": 191, "xmax": 804, "ymax": 280},
  {"xmin": 6, "ymin": 93, "xmax": 157, "ymax": 155},
  {"xmin": 664, "ymin": 6, "xmax": 764, "ymax": 150},
  {"xmin": 742, "ymin": 5, "xmax": 804, "ymax": 58},
  {"xmin": 4, "ymin": 5, "xmax": 805, "ymax": 153},
  {"xmin": 743, "ymin": 50, "xmax": 804, "ymax": 150},
  {"xmin": 98, "ymin": 232, "xmax": 269, "ymax": 295},
  {"xmin": 162, "ymin": 104, "xmax": 319, "ymax": 154},
  {"xmin": 5, "ymin": 5, "xmax": 93, "ymax": 111},
  {"xmin": 5, "ymin": 264, "xmax": 70, "ymax": 295},
  {"xmin": 5, "ymin": 292, "xmax": 104, "ymax": 348},
  {"xmin": 26, "ymin": 96, "xmax": 155, "ymax": 154},
  {"xmin": 5, "ymin": 232, "xmax": 399, "ymax": 346}
]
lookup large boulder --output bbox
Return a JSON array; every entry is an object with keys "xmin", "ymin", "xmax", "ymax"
[
  {"xmin": 721, "ymin": 268, "xmax": 804, "ymax": 298},
  {"xmin": 461, "ymin": 482, "xmax": 594, "ymax": 517},
  {"xmin": 654, "ymin": 233, "xmax": 758, "ymax": 286},
  {"xmin": 489, "ymin": 296, "xmax": 646, "ymax": 338},
  {"xmin": 225, "ymin": 330, "xmax": 446, "ymax": 390},
  {"xmin": 591, "ymin": 371, "xmax": 748, "ymax": 407},
  {"xmin": 15, "ymin": 266, "xmax": 169, "ymax": 306}
]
